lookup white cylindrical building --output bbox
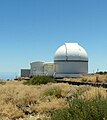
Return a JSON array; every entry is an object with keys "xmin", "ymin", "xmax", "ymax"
[
  {"xmin": 30, "ymin": 62, "xmax": 44, "ymax": 76},
  {"xmin": 54, "ymin": 43, "xmax": 88, "ymax": 78}
]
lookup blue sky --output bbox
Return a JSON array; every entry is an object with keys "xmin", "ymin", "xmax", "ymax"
[{"xmin": 0, "ymin": 0, "xmax": 107, "ymax": 78}]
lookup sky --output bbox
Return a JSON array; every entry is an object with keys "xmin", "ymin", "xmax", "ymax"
[{"xmin": 0, "ymin": 0, "xmax": 107, "ymax": 79}]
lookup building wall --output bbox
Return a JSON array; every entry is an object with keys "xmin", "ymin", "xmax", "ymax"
[
  {"xmin": 22, "ymin": 61, "xmax": 88, "ymax": 78},
  {"xmin": 30, "ymin": 62, "xmax": 54, "ymax": 76},
  {"xmin": 21, "ymin": 69, "xmax": 30, "ymax": 77},
  {"xmin": 30, "ymin": 62, "xmax": 44, "ymax": 76},
  {"xmin": 54, "ymin": 61, "xmax": 88, "ymax": 74},
  {"xmin": 44, "ymin": 63, "xmax": 54, "ymax": 76}
]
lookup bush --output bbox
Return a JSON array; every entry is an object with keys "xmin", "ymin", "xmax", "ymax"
[
  {"xmin": 23, "ymin": 76, "xmax": 56, "ymax": 85},
  {"xmin": 96, "ymin": 71, "xmax": 107, "ymax": 75},
  {"xmin": 51, "ymin": 97, "xmax": 107, "ymax": 120}
]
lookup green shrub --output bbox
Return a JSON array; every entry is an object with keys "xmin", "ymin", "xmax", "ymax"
[
  {"xmin": 43, "ymin": 87, "xmax": 62, "ymax": 98},
  {"xmin": 51, "ymin": 97, "xmax": 107, "ymax": 120},
  {"xmin": 23, "ymin": 76, "xmax": 56, "ymax": 85}
]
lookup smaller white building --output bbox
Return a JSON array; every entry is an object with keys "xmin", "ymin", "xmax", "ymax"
[
  {"xmin": 30, "ymin": 62, "xmax": 44, "ymax": 76},
  {"xmin": 44, "ymin": 62, "xmax": 54, "ymax": 76},
  {"xmin": 30, "ymin": 61, "xmax": 54, "ymax": 76}
]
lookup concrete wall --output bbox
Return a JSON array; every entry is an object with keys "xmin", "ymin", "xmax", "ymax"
[{"xmin": 21, "ymin": 69, "xmax": 30, "ymax": 77}]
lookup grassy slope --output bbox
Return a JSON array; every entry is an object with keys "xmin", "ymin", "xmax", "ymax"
[{"xmin": 0, "ymin": 75, "xmax": 107, "ymax": 119}]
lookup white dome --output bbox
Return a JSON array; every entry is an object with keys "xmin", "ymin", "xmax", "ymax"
[{"xmin": 54, "ymin": 43, "xmax": 88, "ymax": 61}]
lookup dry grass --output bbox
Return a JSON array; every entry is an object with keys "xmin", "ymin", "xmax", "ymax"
[
  {"xmin": 0, "ymin": 81, "xmax": 76, "ymax": 119},
  {"xmin": 0, "ymin": 81, "xmax": 41, "ymax": 119},
  {"xmin": 31, "ymin": 98, "xmax": 67, "ymax": 113},
  {"xmin": 80, "ymin": 87, "xmax": 107, "ymax": 100},
  {"xmin": 64, "ymin": 74, "xmax": 107, "ymax": 82},
  {"xmin": 0, "ymin": 79, "xmax": 107, "ymax": 120}
]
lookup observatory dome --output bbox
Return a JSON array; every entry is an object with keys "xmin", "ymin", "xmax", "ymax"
[
  {"xmin": 54, "ymin": 43, "xmax": 88, "ymax": 78},
  {"xmin": 54, "ymin": 43, "xmax": 88, "ymax": 61}
]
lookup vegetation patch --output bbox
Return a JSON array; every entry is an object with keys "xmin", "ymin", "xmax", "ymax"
[
  {"xmin": 51, "ymin": 97, "xmax": 107, "ymax": 120},
  {"xmin": 23, "ymin": 76, "xmax": 56, "ymax": 85},
  {"xmin": 64, "ymin": 74, "xmax": 107, "ymax": 83},
  {"xmin": 43, "ymin": 87, "xmax": 62, "ymax": 98},
  {"xmin": 0, "ymin": 80, "xmax": 107, "ymax": 120}
]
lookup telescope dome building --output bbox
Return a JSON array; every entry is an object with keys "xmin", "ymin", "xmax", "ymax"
[
  {"xmin": 21, "ymin": 43, "xmax": 88, "ymax": 78},
  {"xmin": 54, "ymin": 43, "xmax": 88, "ymax": 78}
]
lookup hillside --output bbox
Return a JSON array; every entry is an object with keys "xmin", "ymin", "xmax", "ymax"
[{"xmin": 0, "ymin": 75, "xmax": 107, "ymax": 120}]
